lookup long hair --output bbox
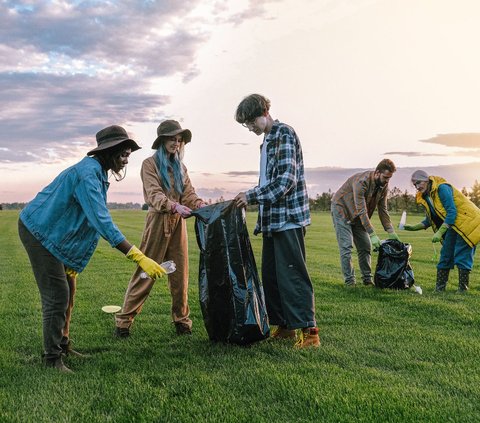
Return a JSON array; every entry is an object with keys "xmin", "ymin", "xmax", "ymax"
[{"xmin": 154, "ymin": 141, "xmax": 185, "ymax": 195}]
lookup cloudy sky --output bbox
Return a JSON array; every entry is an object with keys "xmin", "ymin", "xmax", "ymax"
[{"xmin": 1, "ymin": 0, "xmax": 480, "ymax": 203}]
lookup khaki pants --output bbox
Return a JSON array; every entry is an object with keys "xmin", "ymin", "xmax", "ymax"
[{"xmin": 116, "ymin": 211, "xmax": 191, "ymax": 329}]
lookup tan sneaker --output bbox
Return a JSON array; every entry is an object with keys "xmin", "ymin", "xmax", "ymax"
[
  {"xmin": 271, "ymin": 326, "xmax": 297, "ymax": 340},
  {"xmin": 294, "ymin": 327, "xmax": 320, "ymax": 348}
]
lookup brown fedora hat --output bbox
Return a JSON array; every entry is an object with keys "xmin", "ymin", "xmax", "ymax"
[
  {"xmin": 151, "ymin": 120, "xmax": 192, "ymax": 150},
  {"xmin": 87, "ymin": 125, "xmax": 141, "ymax": 156}
]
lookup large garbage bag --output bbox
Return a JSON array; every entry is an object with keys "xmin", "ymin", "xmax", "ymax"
[
  {"xmin": 374, "ymin": 240, "xmax": 415, "ymax": 289},
  {"xmin": 191, "ymin": 200, "xmax": 270, "ymax": 345}
]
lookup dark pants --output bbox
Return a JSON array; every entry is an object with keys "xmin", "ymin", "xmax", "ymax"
[
  {"xmin": 18, "ymin": 219, "xmax": 69, "ymax": 360},
  {"xmin": 262, "ymin": 228, "xmax": 316, "ymax": 330}
]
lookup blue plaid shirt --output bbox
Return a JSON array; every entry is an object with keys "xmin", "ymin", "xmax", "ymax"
[{"xmin": 245, "ymin": 120, "xmax": 311, "ymax": 235}]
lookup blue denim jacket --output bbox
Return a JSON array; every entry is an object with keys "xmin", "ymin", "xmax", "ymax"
[{"xmin": 20, "ymin": 157, "xmax": 126, "ymax": 272}]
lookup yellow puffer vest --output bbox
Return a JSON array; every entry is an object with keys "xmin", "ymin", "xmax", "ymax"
[{"xmin": 416, "ymin": 176, "xmax": 480, "ymax": 247}]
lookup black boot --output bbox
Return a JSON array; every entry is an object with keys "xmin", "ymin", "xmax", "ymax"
[
  {"xmin": 457, "ymin": 268, "xmax": 470, "ymax": 293},
  {"xmin": 45, "ymin": 356, "xmax": 73, "ymax": 373},
  {"xmin": 435, "ymin": 268, "xmax": 450, "ymax": 292},
  {"xmin": 114, "ymin": 326, "xmax": 130, "ymax": 338}
]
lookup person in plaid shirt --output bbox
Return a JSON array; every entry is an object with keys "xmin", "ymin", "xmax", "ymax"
[
  {"xmin": 331, "ymin": 159, "xmax": 400, "ymax": 287},
  {"xmin": 234, "ymin": 94, "xmax": 319, "ymax": 348}
]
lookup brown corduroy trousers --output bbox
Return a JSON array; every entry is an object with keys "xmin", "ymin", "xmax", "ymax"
[{"xmin": 115, "ymin": 211, "xmax": 191, "ymax": 330}]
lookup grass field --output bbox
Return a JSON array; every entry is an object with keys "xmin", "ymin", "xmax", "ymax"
[{"xmin": 1, "ymin": 209, "xmax": 479, "ymax": 422}]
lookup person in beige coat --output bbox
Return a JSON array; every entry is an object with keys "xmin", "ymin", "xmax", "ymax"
[{"xmin": 115, "ymin": 120, "xmax": 205, "ymax": 336}]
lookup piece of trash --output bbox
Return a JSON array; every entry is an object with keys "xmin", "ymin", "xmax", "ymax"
[
  {"xmin": 414, "ymin": 285, "xmax": 423, "ymax": 295},
  {"xmin": 398, "ymin": 210, "xmax": 407, "ymax": 230},
  {"xmin": 140, "ymin": 260, "xmax": 176, "ymax": 279},
  {"xmin": 101, "ymin": 305, "xmax": 121, "ymax": 313}
]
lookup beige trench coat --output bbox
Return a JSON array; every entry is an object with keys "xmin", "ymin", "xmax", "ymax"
[{"xmin": 116, "ymin": 156, "xmax": 203, "ymax": 330}]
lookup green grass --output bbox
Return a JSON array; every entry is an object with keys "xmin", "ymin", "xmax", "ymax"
[{"xmin": 1, "ymin": 210, "xmax": 479, "ymax": 422}]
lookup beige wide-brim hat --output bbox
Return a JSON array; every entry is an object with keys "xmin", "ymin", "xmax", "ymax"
[
  {"xmin": 87, "ymin": 125, "xmax": 141, "ymax": 156},
  {"xmin": 151, "ymin": 120, "xmax": 192, "ymax": 150}
]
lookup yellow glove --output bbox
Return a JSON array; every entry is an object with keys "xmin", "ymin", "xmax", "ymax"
[
  {"xmin": 126, "ymin": 246, "xmax": 167, "ymax": 279},
  {"xmin": 65, "ymin": 268, "xmax": 78, "ymax": 279},
  {"xmin": 432, "ymin": 224, "xmax": 449, "ymax": 243}
]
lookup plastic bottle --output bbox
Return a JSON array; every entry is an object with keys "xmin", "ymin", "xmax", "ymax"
[
  {"xmin": 398, "ymin": 210, "xmax": 407, "ymax": 230},
  {"xmin": 140, "ymin": 260, "xmax": 176, "ymax": 279}
]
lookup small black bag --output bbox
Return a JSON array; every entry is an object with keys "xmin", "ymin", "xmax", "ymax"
[
  {"xmin": 191, "ymin": 200, "xmax": 270, "ymax": 345},
  {"xmin": 374, "ymin": 240, "xmax": 415, "ymax": 289}
]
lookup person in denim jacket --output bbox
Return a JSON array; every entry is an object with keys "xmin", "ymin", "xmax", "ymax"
[{"xmin": 18, "ymin": 125, "xmax": 167, "ymax": 373}]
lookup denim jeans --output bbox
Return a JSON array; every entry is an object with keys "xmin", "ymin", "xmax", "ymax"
[
  {"xmin": 331, "ymin": 206, "xmax": 372, "ymax": 285},
  {"xmin": 18, "ymin": 219, "xmax": 69, "ymax": 360},
  {"xmin": 437, "ymin": 227, "xmax": 476, "ymax": 271}
]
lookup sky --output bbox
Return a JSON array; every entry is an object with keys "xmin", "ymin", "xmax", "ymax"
[{"xmin": 1, "ymin": 0, "xmax": 480, "ymax": 204}]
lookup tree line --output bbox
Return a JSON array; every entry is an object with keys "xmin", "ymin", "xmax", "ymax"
[
  {"xmin": 2, "ymin": 180, "xmax": 480, "ymax": 211},
  {"xmin": 309, "ymin": 180, "xmax": 480, "ymax": 212}
]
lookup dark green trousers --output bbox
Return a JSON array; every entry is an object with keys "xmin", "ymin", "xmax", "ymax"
[
  {"xmin": 261, "ymin": 228, "xmax": 316, "ymax": 330},
  {"xmin": 18, "ymin": 219, "xmax": 69, "ymax": 360}
]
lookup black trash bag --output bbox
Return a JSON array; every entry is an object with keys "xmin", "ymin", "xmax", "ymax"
[
  {"xmin": 191, "ymin": 200, "xmax": 270, "ymax": 345},
  {"xmin": 374, "ymin": 239, "xmax": 415, "ymax": 289}
]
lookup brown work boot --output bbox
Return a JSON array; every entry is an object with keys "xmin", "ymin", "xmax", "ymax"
[
  {"xmin": 61, "ymin": 340, "xmax": 90, "ymax": 358},
  {"xmin": 294, "ymin": 327, "xmax": 320, "ymax": 349},
  {"xmin": 45, "ymin": 356, "xmax": 74, "ymax": 374},
  {"xmin": 271, "ymin": 326, "xmax": 296, "ymax": 340}
]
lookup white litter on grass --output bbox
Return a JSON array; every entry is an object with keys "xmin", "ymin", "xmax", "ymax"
[
  {"xmin": 101, "ymin": 305, "xmax": 121, "ymax": 313},
  {"xmin": 414, "ymin": 285, "xmax": 423, "ymax": 295}
]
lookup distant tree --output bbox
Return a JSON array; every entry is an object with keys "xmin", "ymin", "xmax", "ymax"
[
  {"xmin": 388, "ymin": 187, "xmax": 403, "ymax": 212},
  {"xmin": 461, "ymin": 187, "xmax": 470, "ymax": 199},
  {"xmin": 107, "ymin": 202, "xmax": 142, "ymax": 210},
  {"xmin": 308, "ymin": 190, "xmax": 333, "ymax": 211},
  {"xmin": 3, "ymin": 202, "xmax": 26, "ymax": 210},
  {"xmin": 142, "ymin": 203, "xmax": 148, "ymax": 211},
  {"xmin": 387, "ymin": 186, "xmax": 418, "ymax": 213},
  {"xmin": 401, "ymin": 189, "xmax": 414, "ymax": 211},
  {"xmin": 469, "ymin": 180, "xmax": 480, "ymax": 207}
]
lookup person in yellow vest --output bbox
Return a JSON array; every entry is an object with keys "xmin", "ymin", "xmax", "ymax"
[{"xmin": 404, "ymin": 170, "xmax": 480, "ymax": 292}]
